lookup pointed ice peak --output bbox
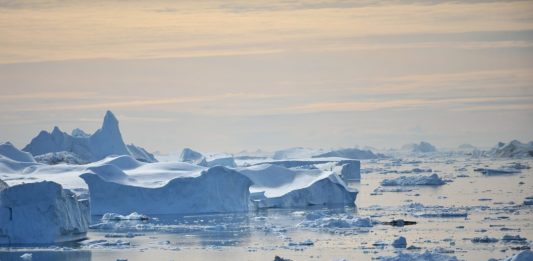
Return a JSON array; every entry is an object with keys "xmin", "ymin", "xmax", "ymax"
[
  {"xmin": 102, "ymin": 110, "xmax": 119, "ymax": 130},
  {"xmin": 51, "ymin": 126, "xmax": 63, "ymax": 136}
]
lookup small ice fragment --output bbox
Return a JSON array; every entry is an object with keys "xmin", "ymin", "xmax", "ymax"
[{"xmin": 392, "ymin": 236, "xmax": 407, "ymax": 248}]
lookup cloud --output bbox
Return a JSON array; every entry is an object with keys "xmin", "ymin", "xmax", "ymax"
[{"xmin": 1, "ymin": 1, "xmax": 533, "ymax": 63}]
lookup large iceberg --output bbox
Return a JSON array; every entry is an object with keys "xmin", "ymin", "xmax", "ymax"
[
  {"xmin": 313, "ymin": 148, "xmax": 378, "ymax": 159},
  {"xmin": 238, "ymin": 164, "xmax": 357, "ymax": 208},
  {"xmin": 22, "ymin": 111, "xmax": 156, "ymax": 163},
  {"xmin": 178, "ymin": 148, "xmax": 207, "ymax": 166},
  {"xmin": 0, "ymin": 181, "xmax": 89, "ymax": 244},
  {"xmin": 402, "ymin": 141, "xmax": 437, "ymax": 153},
  {"xmin": 488, "ymin": 140, "xmax": 533, "ymax": 158},
  {"xmin": 0, "ymin": 142, "xmax": 35, "ymax": 163},
  {"xmin": 81, "ymin": 166, "xmax": 252, "ymax": 215}
]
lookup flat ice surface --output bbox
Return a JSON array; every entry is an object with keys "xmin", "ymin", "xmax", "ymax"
[{"xmin": 0, "ymin": 155, "xmax": 532, "ymax": 260}]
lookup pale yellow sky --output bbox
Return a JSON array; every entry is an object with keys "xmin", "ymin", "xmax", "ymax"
[{"xmin": 1, "ymin": 0, "xmax": 532, "ymax": 152}]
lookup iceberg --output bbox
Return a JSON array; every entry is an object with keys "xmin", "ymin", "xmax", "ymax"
[
  {"xmin": 379, "ymin": 250, "xmax": 459, "ymax": 261},
  {"xmin": 381, "ymin": 174, "xmax": 446, "ymax": 186},
  {"xmin": 488, "ymin": 140, "xmax": 533, "ymax": 158},
  {"xmin": 22, "ymin": 111, "xmax": 156, "ymax": 163},
  {"xmin": 0, "ymin": 181, "xmax": 89, "ymax": 244},
  {"xmin": 313, "ymin": 148, "xmax": 378, "ymax": 159},
  {"xmin": 81, "ymin": 166, "xmax": 252, "ymax": 215},
  {"xmin": 0, "ymin": 142, "xmax": 35, "ymax": 163},
  {"xmin": 272, "ymin": 147, "xmax": 323, "ymax": 160},
  {"xmin": 179, "ymin": 148, "xmax": 207, "ymax": 166},
  {"xmin": 402, "ymin": 141, "xmax": 437, "ymax": 153},
  {"xmin": 336, "ymin": 162, "xmax": 361, "ymax": 181},
  {"xmin": 239, "ymin": 164, "xmax": 357, "ymax": 208}
]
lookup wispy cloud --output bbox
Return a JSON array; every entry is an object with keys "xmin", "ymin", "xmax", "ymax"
[{"xmin": 1, "ymin": 1, "xmax": 533, "ymax": 63}]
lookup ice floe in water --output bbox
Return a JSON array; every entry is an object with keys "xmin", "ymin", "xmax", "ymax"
[
  {"xmin": 379, "ymin": 250, "xmax": 459, "ymax": 261},
  {"xmin": 381, "ymin": 174, "xmax": 446, "ymax": 186}
]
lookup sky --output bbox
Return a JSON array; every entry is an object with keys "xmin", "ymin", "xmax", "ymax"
[{"xmin": 1, "ymin": 0, "xmax": 533, "ymax": 154}]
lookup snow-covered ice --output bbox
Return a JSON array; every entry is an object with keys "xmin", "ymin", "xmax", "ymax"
[{"xmin": 82, "ymin": 166, "xmax": 252, "ymax": 215}]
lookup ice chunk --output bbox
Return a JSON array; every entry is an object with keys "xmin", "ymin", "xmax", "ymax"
[
  {"xmin": 20, "ymin": 253, "xmax": 32, "ymax": 260},
  {"xmin": 81, "ymin": 166, "xmax": 252, "ymax": 215},
  {"xmin": 0, "ymin": 142, "xmax": 35, "ymax": 163},
  {"xmin": 488, "ymin": 140, "xmax": 533, "ymax": 158},
  {"xmin": 34, "ymin": 151, "xmax": 87, "ymax": 165},
  {"xmin": 392, "ymin": 236, "xmax": 407, "ymax": 248},
  {"xmin": 102, "ymin": 212, "xmax": 149, "ymax": 221},
  {"xmin": 179, "ymin": 148, "xmax": 207, "ymax": 166},
  {"xmin": 126, "ymin": 144, "xmax": 157, "ymax": 163},
  {"xmin": 501, "ymin": 250, "xmax": 533, "ymax": 261},
  {"xmin": 402, "ymin": 141, "xmax": 437, "ymax": 153},
  {"xmin": 312, "ymin": 148, "xmax": 378, "ymax": 159},
  {"xmin": 380, "ymin": 250, "xmax": 459, "ymax": 261},
  {"xmin": 471, "ymin": 236, "xmax": 499, "ymax": 243},
  {"xmin": 337, "ymin": 162, "xmax": 361, "ymax": 181},
  {"xmin": 0, "ymin": 181, "xmax": 89, "ymax": 244},
  {"xmin": 381, "ymin": 174, "xmax": 446, "ymax": 186},
  {"xmin": 299, "ymin": 214, "xmax": 374, "ymax": 229},
  {"xmin": 205, "ymin": 154, "xmax": 237, "ymax": 168}
]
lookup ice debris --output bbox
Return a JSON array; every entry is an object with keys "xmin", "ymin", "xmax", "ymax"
[{"xmin": 381, "ymin": 174, "xmax": 446, "ymax": 186}]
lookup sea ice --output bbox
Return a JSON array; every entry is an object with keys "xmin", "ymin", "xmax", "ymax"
[
  {"xmin": 381, "ymin": 174, "xmax": 446, "ymax": 186},
  {"xmin": 379, "ymin": 250, "xmax": 459, "ymax": 261}
]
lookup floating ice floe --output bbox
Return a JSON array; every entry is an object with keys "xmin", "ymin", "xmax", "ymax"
[
  {"xmin": 475, "ymin": 168, "xmax": 521, "ymax": 176},
  {"xmin": 392, "ymin": 236, "xmax": 407, "ymax": 248},
  {"xmin": 298, "ymin": 212, "xmax": 374, "ymax": 230},
  {"xmin": 0, "ymin": 181, "xmax": 89, "ymax": 244},
  {"xmin": 471, "ymin": 236, "xmax": 499, "ymax": 243},
  {"xmin": 378, "ymin": 250, "xmax": 459, "ymax": 261},
  {"xmin": 523, "ymin": 196, "xmax": 533, "ymax": 206},
  {"xmin": 102, "ymin": 212, "xmax": 150, "ymax": 221},
  {"xmin": 381, "ymin": 174, "xmax": 446, "ymax": 186}
]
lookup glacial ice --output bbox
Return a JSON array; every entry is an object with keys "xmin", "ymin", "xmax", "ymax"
[
  {"xmin": 239, "ymin": 164, "xmax": 357, "ymax": 208},
  {"xmin": 22, "ymin": 111, "xmax": 156, "ymax": 163},
  {"xmin": 488, "ymin": 140, "xmax": 533, "ymax": 158},
  {"xmin": 0, "ymin": 181, "xmax": 90, "ymax": 244},
  {"xmin": 336, "ymin": 162, "xmax": 361, "ymax": 181},
  {"xmin": 81, "ymin": 166, "xmax": 253, "ymax": 215},
  {"xmin": 380, "ymin": 250, "xmax": 459, "ymax": 261},
  {"xmin": 381, "ymin": 174, "xmax": 446, "ymax": 186},
  {"xmin": 313, "ymin": 148, "xmax": 378, "ymax": 159},
  {"xmin": 179, "ymin": 148, "xmax": 207, "ymax": 166},
  {"xmin": 0, "ymin": 142, "xmax": 35, "ymax": 162},
  {"xmin": 402, "ymin": 141, "xmax": 437, "ymax": 153}
]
